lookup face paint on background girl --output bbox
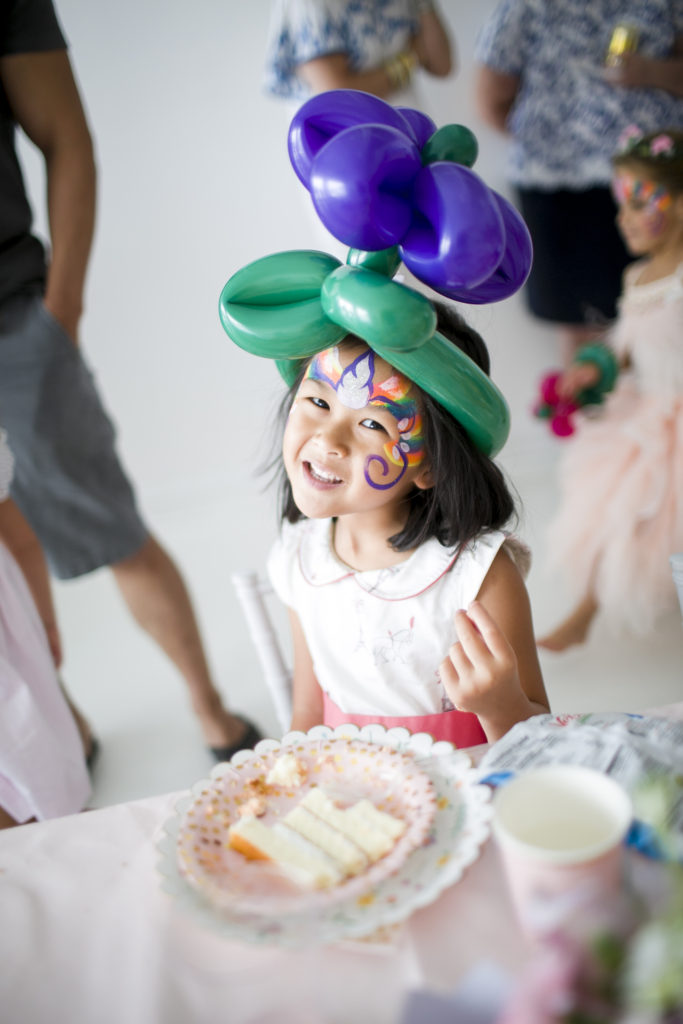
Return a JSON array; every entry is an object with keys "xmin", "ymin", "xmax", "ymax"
[
  {"xmin": 305, "ymin": 347, "xmax": 425, "ymax": 490},
  {"xmin": 613, "ymin": 173, "xmax": 673, "ymax": 236}
]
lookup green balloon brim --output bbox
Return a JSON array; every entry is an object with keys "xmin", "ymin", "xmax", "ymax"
[{"xmin": 219, "ymin": 249, "xmax": 510, "ymax": 456}]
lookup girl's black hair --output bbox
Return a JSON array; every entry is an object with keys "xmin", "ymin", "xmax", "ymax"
[{"xmin": 271, "ymin": 300, "xmax": 517, "ymax": 550}]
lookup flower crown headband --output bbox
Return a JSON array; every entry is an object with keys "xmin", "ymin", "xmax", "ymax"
[
  {"xmin": 219, "ymin": 90, "xmax": 534, "ymax": 456},
  {"xmin": 617, "ymin": 125, "xmax": 683, "ymax": 161}
]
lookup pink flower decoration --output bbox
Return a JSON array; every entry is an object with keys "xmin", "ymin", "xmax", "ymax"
[
  {"xmin": 651, "ymin": 134, "xmax": 674, "ymax": 155},
  {"xmin": 617, "ymin": 124, "xmax": 642, "ymax": 150}
]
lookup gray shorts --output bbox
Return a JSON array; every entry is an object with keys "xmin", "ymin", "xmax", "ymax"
[{"xmin": 0, "ymin": 292, "xmax": 148, "ymax": 579}]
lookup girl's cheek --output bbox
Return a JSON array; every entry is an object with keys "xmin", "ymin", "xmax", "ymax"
[{"xmin": 644, "ymin": 210, "xmax": 667, "ymax": 237}]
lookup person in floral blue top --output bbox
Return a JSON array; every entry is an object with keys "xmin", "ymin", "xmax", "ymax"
[{"xmin": 264, "ymin": 0, "xmax": 453, "ymax": 105}]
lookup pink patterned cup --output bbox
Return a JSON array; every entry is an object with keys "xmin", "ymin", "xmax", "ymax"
[{"xmin": 492, "ymin": 765, "xmax": 633, "ymax": 940}]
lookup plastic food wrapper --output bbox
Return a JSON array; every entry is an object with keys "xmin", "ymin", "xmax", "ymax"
[{"xmin": 477, "ymin": 712, "xmax": 683, "ymax": 860}]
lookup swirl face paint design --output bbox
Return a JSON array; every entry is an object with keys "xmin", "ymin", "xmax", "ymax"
[{"xmin": 305, "ymin": 347, "xmax": 424, "ymax": 490}]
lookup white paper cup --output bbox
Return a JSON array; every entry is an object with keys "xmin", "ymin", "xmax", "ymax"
[{"xmin": 492, "ymin": 765, "xmax": 632, "ymax": 939}]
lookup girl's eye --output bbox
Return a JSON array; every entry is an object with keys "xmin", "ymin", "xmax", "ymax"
[
  {"xmin": 308, "ymin": 396, "xmax": 329, "ymax": 410},
  {"xmin": 360, "ymin": 417, "xmax": 388, "ymax": 433}
]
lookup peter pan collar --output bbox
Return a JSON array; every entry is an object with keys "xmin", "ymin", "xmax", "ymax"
[{"xmin": 297, "ymin": 518, "xmax": 460, "ymax": 600}]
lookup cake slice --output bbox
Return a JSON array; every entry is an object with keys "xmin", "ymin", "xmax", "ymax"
[
  {"xmin": 265, "ymin": 752, "xmax": 307, "ymax": 788},
  {"xmin": 228, "ymin": 815, "xmax": 343, "ymax": 888},
  {"xmin": 345, "ymin": 799, "xmax": 407, "ymax": 841},
  {"xmin": 227, "ymin": 786, "xmax": 407, "ymax": 890},
  {"xmin": 299, "ymin": 787, "xmax": 406, "ymax": 860},
  {"xmin": 283, "ymin": 804, "xmax": 368, "ymax": 875}
]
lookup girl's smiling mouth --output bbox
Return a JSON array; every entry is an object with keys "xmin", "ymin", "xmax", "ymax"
[{"xmin": 304, "ymin": 460, "xmax": 343, "ymax": 486}]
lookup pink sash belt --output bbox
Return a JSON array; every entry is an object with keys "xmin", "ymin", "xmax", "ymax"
[{"xmin": 323, "ymin": 692, "xmax": 487, "ymax": 747}]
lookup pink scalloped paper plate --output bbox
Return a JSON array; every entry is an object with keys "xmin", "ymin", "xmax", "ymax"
[{"xmin": 176, "ymin": 736, "xmax": 436, "ymax": 915}]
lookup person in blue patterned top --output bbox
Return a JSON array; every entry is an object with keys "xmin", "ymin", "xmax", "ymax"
[
  {"xmin": 264, "ymin": 0, "xmax": 453, "ymax": 107},
  {"xmin": 264, "ymin": 0, "xmax": 453, "ymax": 254},
  {"xmin": 475, "ymin": 0, "xmax": 683, "ymax": 365}
]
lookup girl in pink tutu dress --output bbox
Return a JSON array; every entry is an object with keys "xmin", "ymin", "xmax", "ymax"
[
  {"xmin": 0, "ymin": 430, "xmax": 91, "ymax": 828},
  {"xmin": 539, "ymin": 128, "xmax": 683, "ymax": 650}
]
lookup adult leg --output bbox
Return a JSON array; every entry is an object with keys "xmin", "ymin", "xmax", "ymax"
[
  {"xmin": 537, "ymin": 591, "xmax": 599, "ymax": 651},
  {"xmin": 111, "ymin": 535, "xmax": 252, "ymax": 749},
  {"xmin": 1, "ymin": 297, "xmax": 261, "ymax": 756}
]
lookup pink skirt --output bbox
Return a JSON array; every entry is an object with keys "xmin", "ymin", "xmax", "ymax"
[
  {"xmin": 547, "ymin": 382, "xmax": 683, "ymax": 633},
  {"xmin": 0, "ymin": 543, "xmax": 90, "ymax": 822},
  {"xmin": 323, "ymin": 692, "xmax": 488, "ymax": 747}
]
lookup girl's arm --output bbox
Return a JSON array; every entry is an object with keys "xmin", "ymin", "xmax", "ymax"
[
  {"xmin": 0, "ymin": 498, "xmax": 62, "ymax": 667},
  {"xmin": 553, "ymin": 312, "xmax": 624, "ymax": 401},
  {"xmin": 555, "ymin": 360, "xmax": 604, "ymax": 398},
  {"xmin": 288, "ymin": 608, "xmax": 325, "ymax": 733},
  {"xmin": 439, "ymin": 547, "xmax": 550, "ymax": 743}
]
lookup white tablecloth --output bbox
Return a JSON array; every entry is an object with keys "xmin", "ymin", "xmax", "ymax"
[
  {"xmin": 0, "ymin": 766, "xmax": 527, "ymax": 1024},
  {"xmin": 3, "ymin": 704, "xmax": 681, "ymax": 1024}
]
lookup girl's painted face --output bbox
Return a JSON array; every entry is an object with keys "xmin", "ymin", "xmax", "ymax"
[
  {"xmin": 613, "ymin": 170, "xmax": 675, "ymax": 254},
  {"xmin": 282, "ymin": 344, "xmax": 432, "ymax": 523}
]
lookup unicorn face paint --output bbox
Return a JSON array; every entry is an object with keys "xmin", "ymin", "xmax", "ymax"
[
  {"xmin": 283, "ymin": 344, "xmax": 431, "ymax": 523},
  {"xmin": 305, "ymin": 346, "xmax": 425, "ymax": 489},
  {"xmin": 613, "ymin": 171, "xmax": 674, "ymax": 254}
]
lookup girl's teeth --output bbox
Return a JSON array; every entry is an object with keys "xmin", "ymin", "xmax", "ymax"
[{"xmin": 310, "ymin": 463, "xmax": 341, "ymax": 483}]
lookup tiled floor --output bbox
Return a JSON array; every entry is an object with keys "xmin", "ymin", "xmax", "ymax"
[{"xmin": 53, "ymin": 293, "xmax": 682, "ymax": 810}]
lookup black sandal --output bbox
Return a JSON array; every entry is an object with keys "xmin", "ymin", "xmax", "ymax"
[{"xmin": 209, "ymin": 715, "xmax": 264, "ymax": 763}]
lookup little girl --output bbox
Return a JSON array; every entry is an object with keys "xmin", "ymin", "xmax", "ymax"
[
  {"xmin": 539, "ymin": 128, "xmax": 683, "ymax": 650},
  {"xmin": 220, "ymin": 91, "xmax": 549, "ymax": 745},
  {"xmin": 222, "ymin": 254, "xmax": 549, "ymax": 745},
  {"xmin": 0, "ymin": 429, "xmax": 92, "ymax": 828},
  {"xmin": 265, "ymin": 301, "xmax": 549, "ymax": 744}
]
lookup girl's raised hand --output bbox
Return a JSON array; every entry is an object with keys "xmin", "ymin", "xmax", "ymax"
[{"xmin": 439, "ymin": 601, "xmax": 526, "ymax": 721}]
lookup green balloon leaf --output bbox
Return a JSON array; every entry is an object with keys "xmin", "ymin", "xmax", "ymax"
[
  {"xmin": 422, "ymin": 124, "xmax": 479, "ymax": 168},
  {"xmin": 346, "ymin": 247, "xmax": 401, "ymax": 278}
]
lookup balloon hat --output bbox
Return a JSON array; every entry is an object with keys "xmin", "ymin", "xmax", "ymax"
[{"xmin": 219, "ymin": 90, "xmax": 533, "ymax": 457}]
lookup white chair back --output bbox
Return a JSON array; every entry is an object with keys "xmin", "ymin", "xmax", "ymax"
[{"xmin": 231, "ymin": 570, "xmax": 293, "ymax": 732}]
